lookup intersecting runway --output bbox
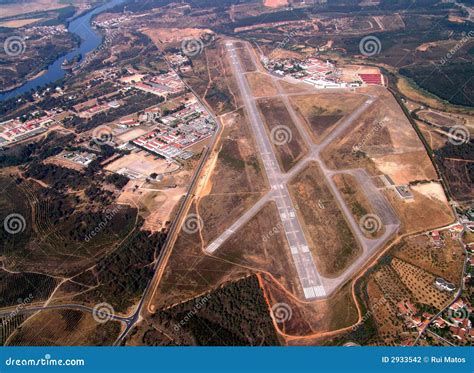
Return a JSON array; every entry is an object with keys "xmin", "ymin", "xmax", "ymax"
[
  {"xmin": 206, "ymin": 41, "xmax": 326, "ymax": 298},
  {"xmin": 204, "ymin": 41, "xmax": 400, "ymax": 299}
]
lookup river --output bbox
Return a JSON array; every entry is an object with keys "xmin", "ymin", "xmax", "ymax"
[{"xmin": 0, "ymin": 0, "xmax": 124, "ymax": 102}]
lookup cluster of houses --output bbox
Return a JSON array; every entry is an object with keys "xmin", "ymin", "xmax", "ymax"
[
  {"xmin": 133, "ymin": 71, "xmax": 186, "ymax": 98},
  {"xmin": 261, "ymin": 56, "xmax": 386, "ymax": 89},
  {"xmin": 132, "ymin": 97, "xmax": 214, "ymax": 161},
  {"xmin": 261, "ymin": 56, "xmax": 362, "ymax": 89},
  {"xmin": 396, "ymin": 300, "xmax": 434, "ymax": 343},
  {"xmin": 0, "ymin": 114, "xmax": 54, "ymax": 147},
  {"xmin": 93, "ymin": 15, "xmax": 130, "ymax": 29},
  {"xmin": 79, "ymin": 100, "xmax": 121, "ymax": 118},
  {"xmin": 25, "ymin": 24, "xmax": 68, "ymax": 37},
  {"xmin": 432, "ymin": 298, "xmax": 473, "ymax": 343},
  {"xmin": 397, "ymin": 298, "xmax": 473, "ymax": 345},
  {"xmin": 60, "ymin": 151, "xmax": 97, "ymax": 167}
]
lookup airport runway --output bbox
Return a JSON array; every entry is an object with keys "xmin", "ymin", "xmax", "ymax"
[
  {"xmin": 204, "ymin": 40, "xmax": 400, "ymax": 299},
  {"xmin": 206, "ymin": 41, "xmax": 326, "ymax": 299}
]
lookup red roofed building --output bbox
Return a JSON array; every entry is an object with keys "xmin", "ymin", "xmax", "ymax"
[
  {"xmin": 358, "ymin": 73, "xmax": 383, "ymax": 85},
  {"xmin": 433, "ymin": 318, "xmax": 446, "ymax": 328}
]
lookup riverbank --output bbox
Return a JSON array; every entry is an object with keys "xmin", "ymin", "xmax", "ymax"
[{"xmin": 0, "ymin": 0, "xmax": 124, "ymax": 102}]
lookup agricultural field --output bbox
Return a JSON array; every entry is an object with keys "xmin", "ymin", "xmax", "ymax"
[
  {"xmin": 394, "ymin": 234, "xmax": 465, "ymax": 285},
  {"xmin": 0, "ymin": 0, "xmax": 81, "ymax": 19},
  {"xmin": 288, "ymin": 162, "xmax": 361, "ymax": 278},
  {"xmin": 0, "ymin": 175, "xmax": 137, "ymax": 276},
  {"xmin": 328, "ymin": 234, "xmax": 462, "ymax": 346},
  {"xmin": 0, "ymin": 271, "xmax": 57, "ymax": 308},
  {"xmin": 391, "ymin": 258, "xmax": 452, "ymax": 310}
]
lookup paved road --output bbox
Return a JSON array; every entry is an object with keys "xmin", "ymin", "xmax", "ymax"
[
  {"xmin": 204, "ymin": 40, "xmax": 401, "ymax": 299},
  {"xmin": 207, "ymin": 41, "xmax": 326, "ymax": 299}
]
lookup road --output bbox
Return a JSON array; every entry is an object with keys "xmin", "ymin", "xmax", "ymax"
[
  {"xmin": 112, "ymin": 56, "xmax": 226, "ymax": 344},
  {"xmin": 204, "ymin": 40, "xmax": 401, "ymax": 298}
]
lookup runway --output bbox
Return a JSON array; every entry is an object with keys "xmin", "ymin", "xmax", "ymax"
[
  {"xmin": 206, "ymin": 41, "xmax": 326, "ymax": 298},
  {"xmin": 204, "ymin": 40, "xmax": 400, "ymax": 299}
]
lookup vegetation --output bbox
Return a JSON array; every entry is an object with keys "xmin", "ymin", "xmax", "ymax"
[{"xmin": 149, "ymin": 275, "xmax": 281, "ymax": 346}]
